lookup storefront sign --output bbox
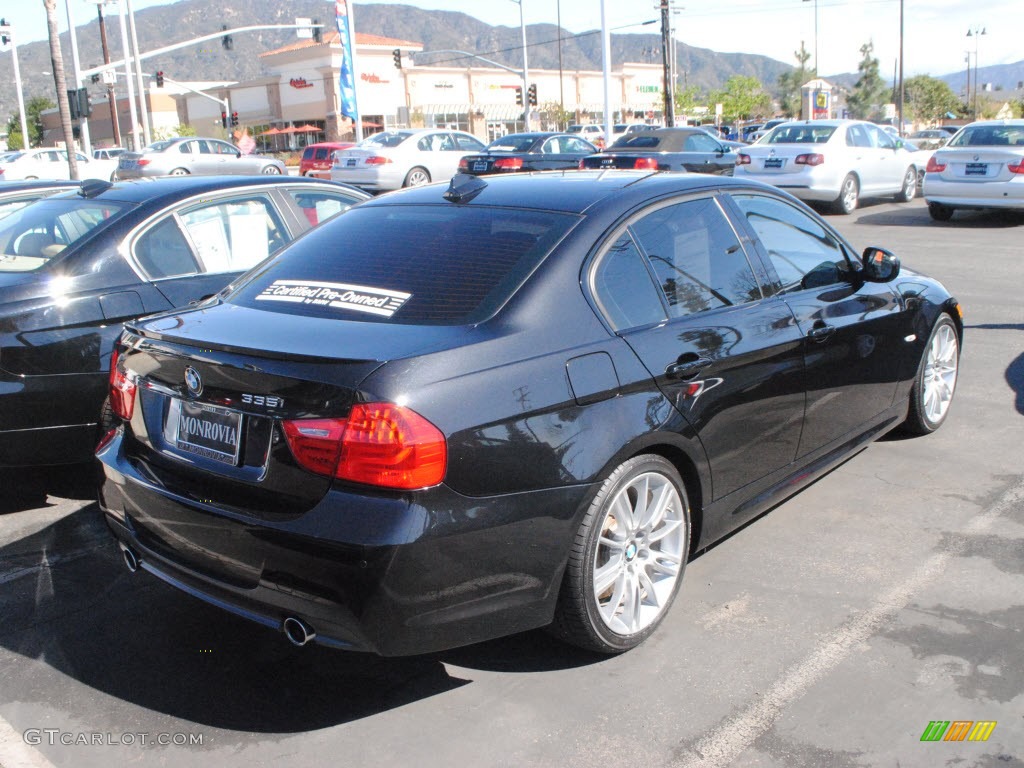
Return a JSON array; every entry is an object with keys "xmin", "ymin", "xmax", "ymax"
[
  {"xmin": 361, "ymin": 73, "xmax": 390, "ymax": 84},
  {"xmin": 289, "ymin": 78, "xmax": 314, "ymax": 89}
]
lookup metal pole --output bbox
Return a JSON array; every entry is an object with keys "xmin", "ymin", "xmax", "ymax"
[
  {"xmin": 557, "ymin": 0, "xmax": 564, "ymax": 125},
  {"xmin": 125, "ymin": 0, "xmax": 151, "ymax": 146},
  {"xmin": 116, "ymin": 0, "xmax": 141, "ymax": 150},
  {"xmin": 97, "ymin": 4, "xmax": 122, "ymax": 147},
  {"xmin": 64, "ymin": 0, "xmax": 91, "ymax": 154},
  {"xmin": 344, "ymin": 0, "xmax": 362, "ymax": 142},
  {"xmin": 897, "ymin": 0, "xmax": 903, "ymax": 136},
  {"xmin": 600, "ymin": 0, "xmax": 612, "ymax": 145},
  {"xmin": 6, "ymin": 24, "xmax": 31, "ymax": 148},
  {"xmin": 513, "ymin": 0, "xmax": 529, "ymax": 131}
]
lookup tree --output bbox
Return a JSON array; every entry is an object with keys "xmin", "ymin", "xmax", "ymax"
[
  {"xmin": 707, "ymin": 76, "xmax": 771, "ymax": 124},
  {"xmin": 540, "ymin": 100, "xmax": 573, "ymax": 131},
  {"xmin": 44, "ymin": 0, "xmax": 79, "ymax": 179},
  {"xmin": 5, "ymin": 97, "xmax": 56, "ymax": 150},
  {"xmin": 152, "ymin": 123, "xmax": 198, "ymax": 141},
  {"xmin": 846, "ymin": 42, "xmax": 887, "ymax": 120},
  {"xmin": 777, "ymin": 42, "xmax": 816, "ymax": 117},
  {"xmin": 674, "ymin": 84, "xmax": 703, "ymax": 120},
  {"xmin": 903, "ymin": 76, "xmax": 962, "ymax": 124}
]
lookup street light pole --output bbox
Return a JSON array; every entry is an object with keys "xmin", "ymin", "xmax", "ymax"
[
  {"xmin": 95, "ymin": 2, "xmax": 122, "ymax": 147},
  {"xmin": 897, "ymin": 0, "xmax": 903, "ymax": 136},
  {"xmin": 63, "ymin": 0, "xmax": 92, "ymax": 154},
  {"xmin": 0, "ymin": 20, "xmax": 31, "ymax": 148},
  {"xmin": 510, "ymin": 0, "xmax": 529, "ymax": 131},
  {"xmin": 803, "ymin": 0, "xmax": 818, "ymax": 73},
  {"xmin": 125, "ymin": 0, "xmax": 152, "ymax": 146},
  {"xmin": 115, "ymin": 0, "xmax": 141, "ymax": 150},
  {"xmin": 966, "ymin": 26, "xmax": 986, "ymax": 120}
]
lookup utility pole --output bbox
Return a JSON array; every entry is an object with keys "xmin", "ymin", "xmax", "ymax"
[
  {"xmin": 96, "ymin": 3, "xmax": 122, "ymax": 147},
  {"xmin": 659, "ymin": 0, "xmax": 675, "ymax": 127}
]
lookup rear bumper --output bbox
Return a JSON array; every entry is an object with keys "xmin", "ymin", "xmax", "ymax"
[{"xmin": 97, "ymin": 430, "xmax": 589, "ymax": 656}]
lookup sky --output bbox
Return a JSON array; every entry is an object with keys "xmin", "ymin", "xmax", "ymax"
[{"xmin": 2, "ymin": 0, "xmax": 1019, "ymax": 81}]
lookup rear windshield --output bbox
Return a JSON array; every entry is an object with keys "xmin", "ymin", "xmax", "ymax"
[
  {"xmin": 487, "ymin": 136, "xmax": 537, "ymax": 153},
  {"xmin": 360, "ymin": 132, "xmax": 412, "ymax": 149},
  {"xmin": 764, "ymin": 126, "xmax": 836, "ymax": 144},
  {"xmin": 229, "ymin": 204, "xmax": 579, "ymax": 325},
  {"xmin": 948, "ymin": 125, "xmax": 1024, "ymax": 147},
  {"xmin": 0, "ymin": 197, "xmax": 129, "ymax": 273}
]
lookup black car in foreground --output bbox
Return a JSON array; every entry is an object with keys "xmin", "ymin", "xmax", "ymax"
[
  {"xmin": 98, "ymin": 171, "xmax": 962, "ymax": 656},
  {"xmin": 457, "ymin": 132, "xmax": 598, "ymax": 175},
  {"xmin": 580, "ymin": 127, "xmax": 737, "ymax": 175},
  {"xmin": 0, "ymin": 175, "xmax": 369, "ymax": 467}
]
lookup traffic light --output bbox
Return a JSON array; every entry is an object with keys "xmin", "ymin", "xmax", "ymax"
[
  {"xmin": 68, "ymin": 90, "xmax": 80, "ymax": 120},
  {"xmin": 527, "ymin": 83, "xmax": 537, "ymax": 106},
  {"xmin": 514, "ymin": 87, "xmax": 523, "ymax": 107},
  {"xmin": 155, "ymin": 71, "xmax": 164, "ymax": 88},
  {"xmin": 90, "ymin": 72, "xmax": 101, "ymax": 84},
  {"xmin": 221, "ymin": 25, "xmax": 233, "ymax": 51},
  {"xmin": 221, "ymin": 111, "xmax": 228, "ymax": 128},
  {"xmin": 77, "ymin": 87, "xmax": 91, "ymax": 118},
  {"xmin": 0, "ymin": 18, "xmax": 9, "ymax": 46},
  {"xmin": 230, "ymin": 111, "xmax": 239, "ymax": 127},
  {"xmin": 312, "ymin": 19, "xmax": 321, "ymax": 43},
  {"xmin": 392, "ymin": 48, "xmax": 402, "ymax": 69}
]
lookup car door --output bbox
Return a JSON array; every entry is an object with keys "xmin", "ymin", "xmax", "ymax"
[
  {"xmin": 437, "ymin": 132, "xmax": 485, "ymax": 179},
  {"xmin": 865, "ymin": 124, "xmax": 908, "ymax": 193},
  {"xmin": 210, "ymin": 139, "xmax": 251, "ymax": 174},
  {"xmin": 728, "ymin": 192, "xmax": 906, "ymax": 457},
  {"xmin": 130, "ymin": 192, "xmax": 294, "ymax": 307},
  {"xmin": 682, "ymin": 132, "xmax": 733, "ymax": 174},
  {"xmin": 591, "ymin": 194, "xmax": 807, "ymax": 502}
]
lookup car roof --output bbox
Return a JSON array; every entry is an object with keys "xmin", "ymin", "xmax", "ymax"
[
  {"xmin": 41, "ymin": 175, "xmax": 363, "ymax": 205},
  {"xmin": 0, "ymin": 180, "xmax": 81, "ymax": 196},
  {"xmin": 357, "ymin": 170, "xmax": 777, "ymax": 215}
]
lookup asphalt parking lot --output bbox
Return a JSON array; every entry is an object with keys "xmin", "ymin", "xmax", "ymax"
[{"xmin": 0, "ymin": 196, "xmax": 1021, "ymax": 768}]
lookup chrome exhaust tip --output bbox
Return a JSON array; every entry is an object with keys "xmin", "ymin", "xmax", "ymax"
[
  {"xmin": 282, "ymin": 616, "xmax": 316, "ymax": 647},
  {"xmin": 121, "ymin": 546, "xmax": 139, "ymax": 573}
]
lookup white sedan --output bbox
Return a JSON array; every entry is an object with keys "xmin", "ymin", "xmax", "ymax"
[
  {"xmin": 0, "ymin": 148, "xmax": 118, "ymax": 182},
  {"xmin": 734, "ymin": 119, "xmax": 920, "ymax": 214},
  {"xmin": 330, "ymin": 129, "xmax": 486, "ymax": 192},
  {"xmin": 922, "ymin": 119, "xmax": 1024, "ymax": 221}
]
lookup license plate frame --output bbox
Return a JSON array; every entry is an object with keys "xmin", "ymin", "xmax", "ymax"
[
  {"xmin": 167, "ymin": 398, "xmax": 243, "ymax": 466},
  {"xmin": 964, "ymin": 162, "xmax": 988, "ymax": 176},
  {"xmin": 763, "ymin": 158, "xmax": 784, "ymax": 169},
  {"xmin": 473, "ymin": 161, "xmax": 488, "ymax": 172}
]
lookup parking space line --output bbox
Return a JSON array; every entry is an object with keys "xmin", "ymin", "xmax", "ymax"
[
  {"xmin": 675, "ymin": 475, "xmax": 1024, "ymax": 768},
  {"xmin": 0, "ymin": 715, "xmax": 57, "ymax": 768}
]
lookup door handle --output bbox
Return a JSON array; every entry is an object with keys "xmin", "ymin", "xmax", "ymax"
[
  {"xmin": 807, "ymin": 324, "xmax": 836, "ymax": 342},
  {"xmin": 666, "ymin": 357, "xmax": 712, "ymax": 379}
]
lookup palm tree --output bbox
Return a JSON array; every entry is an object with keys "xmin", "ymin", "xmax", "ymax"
[{"xmin": 44, "ymin": 0, "xmax": 79, "ymax": 180}]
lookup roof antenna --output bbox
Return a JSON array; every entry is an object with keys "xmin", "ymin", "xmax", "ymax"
[{"xmin": 443, "ymin": 173, "xmax": 487, "ymax": 203}]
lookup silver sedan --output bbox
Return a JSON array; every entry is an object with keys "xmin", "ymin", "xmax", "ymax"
[{"xmin": 116, "ymin": 137, "xmax": 286, "ymax": 179}]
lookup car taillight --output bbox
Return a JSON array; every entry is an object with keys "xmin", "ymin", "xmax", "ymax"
[
  {"xmin": 795, "ymin": 153, "xmax": 825, "ymax": 166},
  {"xmin": 109, "ymin": 349, "xmax": 136, "ymax": 421},
  {"xmin": 137, "ymin": 159, "xmax": 150, "ymax": 167},
  {"xmin": 364, "ymin": 155, "xmax": 391, "ymax": 166},
  {"xmin": 493, "ymin": 157, "xmax": 523, "ymax": 170},
  {"xmin": 458, "ymin": 157, "xmax": 470, "ymax": 170},
  {"xmin": 1008, "ymin": 158, "xmax": 1024, "ymax": 174},
  {"xmin": 737, "ymin": 153, "xmax": 751, "ymax": 165},
  {"xmin": 633, "ymin": 157, "xmax": 658, "ymax": 170},
  {"xmin": 283, "ymin": 403, "xmax": 447, "ymax": 490},
  {"xmin": 578, "ymin": 159, "xmax": 587, "ymax": 169},
  {"xmin": 925, "ymin": 156, "xmax": 946, "ymax": 172}
]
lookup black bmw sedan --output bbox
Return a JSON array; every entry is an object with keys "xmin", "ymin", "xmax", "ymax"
[
  {"xmin": 457, "ymin": 132, "xmax": 599, "ymax": 175},
  {"xmin": 98, "ymin": 171, "xmax": 961, "ymax": 656},
  {"xmin": 0, "ymin": 176, "xmax": 368, "ymax": 468},
  {"xmin": 580, "ymin": 127, "xmax": 737, "ymax": 175}
]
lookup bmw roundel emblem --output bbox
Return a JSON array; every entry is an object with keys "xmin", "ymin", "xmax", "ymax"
[{"xmin": 184, "ymin": 366, "xmax": 203, "ymax": 397}]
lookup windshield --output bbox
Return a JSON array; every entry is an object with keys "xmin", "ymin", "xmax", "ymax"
[
  {"xmin": 229, "ymin": 204, "xmax": 579, "ymax": 325},
  {"xmin": 360, "ymin": 132, "xmax": 412, "ymax": 149},
  {"xmin": 948, "ymin": 124, "xmax": 1024, "ymax": 147},
  {"xmin": 763, "ymin": 125, "xmax": 836, "ymax": 144},
  {"xmin": 0, "ymin": 197, "xmax": 129, "ymax": 273},
  {"xmin": 1, "ymin": 152, "xmax": 25, "ymax": 163}
]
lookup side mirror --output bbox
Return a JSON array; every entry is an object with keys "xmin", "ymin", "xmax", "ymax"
[{"xmin": 861, "ymin": 247, "xmax": 900, "ymax": 282}]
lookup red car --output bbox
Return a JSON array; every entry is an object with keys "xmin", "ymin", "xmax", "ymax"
[{"xmin": 299, "ymin": 142, "xmax": 354, "ymax": 178}]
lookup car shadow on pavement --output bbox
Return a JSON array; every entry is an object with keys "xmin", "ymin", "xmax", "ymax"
[
  {"xmin": 0, "ymin": 503, "xmax": 602, "ymax": 733},
  {"xmin": 0, "ymin": 463, "xmax": 99, "ymax": 515},
  {"xmin": 855, "ymin": 206, "xmax": 1024, "ymax": 228},
  {"xmin": 964, "ymin": 323, "xmax": 1024, "ymax": 416}
]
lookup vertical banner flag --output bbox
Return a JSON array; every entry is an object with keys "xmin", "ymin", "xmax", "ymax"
[{"xmin": 335, "ymin": 0, "xmax": 360, "ymax": 127}]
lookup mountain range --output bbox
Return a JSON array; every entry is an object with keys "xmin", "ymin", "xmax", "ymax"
[{"xmin": 2, "ymin": 1, "xmax": 1022, "ymax": 130}]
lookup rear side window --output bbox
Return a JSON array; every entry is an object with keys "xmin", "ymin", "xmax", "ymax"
[
  {"xmin": 229, "ymin": 205, "xmax": 578, "ymax": 325},
  {"xmin": 0, "ymin": 198, "xmax": 129, "ymax": 272}
]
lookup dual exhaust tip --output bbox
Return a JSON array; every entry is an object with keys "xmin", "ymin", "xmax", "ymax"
[{"xmin": 120, "ymin": 544, "xmax": 317, "ymax": 647}]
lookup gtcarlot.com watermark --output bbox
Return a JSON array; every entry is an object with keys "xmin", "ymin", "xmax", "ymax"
[{"xmin": 24, "ymin": 729, "xmax": 203, "ymax": 747}]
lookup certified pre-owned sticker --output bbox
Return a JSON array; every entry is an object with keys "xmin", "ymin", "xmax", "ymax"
[{"xmin": 255, "ymin": 280, "xmax": 411, "ymax": 317}]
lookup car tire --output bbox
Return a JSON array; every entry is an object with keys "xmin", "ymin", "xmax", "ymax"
[
  {"xmin": 168, "ymin": 168, "xmax": 189, "ymax": 176},
  {"xmin": 830, "ymin": 174, "xmax": 859, "ymax": 214},
  {"xmin": 903, "ymin": 314, "xmax": 959, "ymax": 435},
  {"xmin": 25, "ymin": 176, "xmax": 38, "ymax": 180},
  {"xmin": 550, "ymin": 454, "xmax": 690, "ymax": 653},
  {"xmin": 403, "ymin": 167, "xmax": 431, "ymax": 187},
  {"xmin": 261, "ymin": 165, "xmax": 282, "ymax": 175},
  {"xmin": 895, "ymin": 167, "xmax": 917, "ymax": 202},
  {"xmin": 928, "ymin": 202, "xmax": 954, "ymax": 222}
]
